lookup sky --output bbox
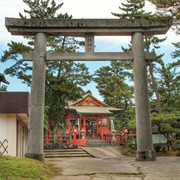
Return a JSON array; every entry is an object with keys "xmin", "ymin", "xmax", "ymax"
[{"xmin": 0, "ymin": 0, "xmax": 179, "ymax": 99}]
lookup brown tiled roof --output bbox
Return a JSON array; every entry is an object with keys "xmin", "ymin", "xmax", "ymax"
[{"xmin": 0, "ymin": 92, "xmax": 30, "ymax": 115}]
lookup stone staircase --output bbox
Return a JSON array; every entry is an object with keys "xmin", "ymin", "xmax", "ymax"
[
  {"xmin": 44, "ymin": 148, "xmax": 92, "ymax": 158},
  {"xmin": 86, "ymin": 139, "xmax": 111, "ymax": 147}
]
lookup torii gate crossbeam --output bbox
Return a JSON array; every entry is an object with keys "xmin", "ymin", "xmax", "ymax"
[{"xmin": 5, "ymin": 18, "xmax": 171, "ymax": 162}]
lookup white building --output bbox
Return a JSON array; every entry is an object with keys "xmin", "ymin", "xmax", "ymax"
[{"xmin": 0, "ymin": 92, "xmax": 29, "ymax": 157}]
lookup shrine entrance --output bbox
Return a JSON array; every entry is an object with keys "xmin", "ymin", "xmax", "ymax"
[
  {"xmin": 86, "ymin": 118, "xmax": 97, "ymax": 139},
  {"xmin": 5, "ymin": 17, "xmax": 171, "ymax": 162}
]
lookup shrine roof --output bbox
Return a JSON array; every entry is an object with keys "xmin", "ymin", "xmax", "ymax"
[
  {"xmin": 68, "ymin": 106, "xmax": 122, "ymax": 115},
  {"xmin": 66, "ymin": 93, "xmax": 122, "ymax": 115},
  {"xmin": 69, "ymin": 106, "xmax": 113, "ymax": 115}
]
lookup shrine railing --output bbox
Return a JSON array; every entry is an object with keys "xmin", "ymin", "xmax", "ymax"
[
  {"xmin": 44, "ymin": 129, "xmax": 86, "ymax": 146},
  {"xmin": 70, "ymin": 130, "xmax": 86, "ymax": 146},
  {"xmin": 99, "ymin": 127, "xmax": 112, "ymax": 140}
]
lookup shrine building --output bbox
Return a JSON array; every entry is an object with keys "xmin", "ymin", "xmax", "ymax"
[{"xmin": 64, "ymin": 92, "xmax": 122, "ymax": 146}]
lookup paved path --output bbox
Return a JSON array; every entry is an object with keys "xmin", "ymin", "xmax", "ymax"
[{"xmin": 47, "ymin": 147, "xmax": 180, "ymax": 180}]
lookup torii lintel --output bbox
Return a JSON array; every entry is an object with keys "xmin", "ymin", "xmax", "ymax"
[
  {"xmin": 5, "ymin": 18, "xmax": 171, "ymax": 36},
  {"xmin": 23, "ymin": 51, "xmax": 156, "ymax": 61}
]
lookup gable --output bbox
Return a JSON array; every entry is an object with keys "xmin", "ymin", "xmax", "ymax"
[
  {"xmin": 69, "ymin": 93, "xmax": 108, "ymax": 107},
  {"xmin": 76, "ymin": 96, "xmax": 103, "ymax": 107}
]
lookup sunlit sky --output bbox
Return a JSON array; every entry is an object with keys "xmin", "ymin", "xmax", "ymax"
[{"xmin": 0, "ymin": 0, "xmax": 179, "ymax": 99}]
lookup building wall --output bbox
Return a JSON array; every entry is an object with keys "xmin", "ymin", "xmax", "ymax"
[
  {"xmin": 16, "ymin": 116, "xmax": 28, "ymax": 157},
  {"xmin": 0, "ymin": 115, "xmax": 8, "ymax": 155},
  {"xmin": 0, "ymin": 114, "xmax": 16, "ymax": 156},
  {"xmin": 7, "ymin": 114, "xmax": 17, "ymax": 156},
  {"xmin": 0, "ymin": 114, "xmax": 28, "ymax": 157}
]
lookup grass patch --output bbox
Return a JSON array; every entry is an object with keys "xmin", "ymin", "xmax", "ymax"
[
  {"xmin": 118, "ymin": 146, "xmax": 135, "ymax": 157},
  {"xmin": 0, "ymin": 155, "xmax": 61, "ymax": 179},
  {"xmin": 118, "ymin": 146, "xmax": 180, "ymax": 157},
  {"xmin": 156, "ymin": 151, "xmax": 180, "ymax": 156}
]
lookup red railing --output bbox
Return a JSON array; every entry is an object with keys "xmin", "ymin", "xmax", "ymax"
[
  {"xmin": 45, "ymin": 129, "xmax": 86, "ymax": 146},
  {"xmin": 99, "ymin": 127, "xmax": 112, "ymax": 141},
  {"xmin": 45, "ymin": 129, "xmax": 52, "ymax": 144},
  {"xmin": 44, "ymin": 126, "xmax": 131, "ymax": 146},
  {"xmin": 71, "ymin": 131, "xmax": 86, "ymax": 146}
]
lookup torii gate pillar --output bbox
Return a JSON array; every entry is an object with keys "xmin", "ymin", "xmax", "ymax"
[
  {"xmin": 132, "ymin": 32, "xmax": 156, "ymax": 161},
  {"xmin": 25, "ymin": 33, "xmax": 47, "ymax": 162}
]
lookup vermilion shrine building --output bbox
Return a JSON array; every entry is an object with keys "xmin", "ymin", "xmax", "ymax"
[{"xmin": 64, "ymin": 92, "xmax": 122, "ymax": 146}]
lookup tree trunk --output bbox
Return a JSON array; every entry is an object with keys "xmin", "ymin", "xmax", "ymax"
[
  {"xmin": 149, "ymin": 63, "xmax": 162, "ymax": 114},
  {"xmin": 157, "ymin": 125, "xmax": 177, "ymax": 151}
]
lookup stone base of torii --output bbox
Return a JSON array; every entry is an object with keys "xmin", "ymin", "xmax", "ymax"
[{"xmin": 5, "ymin": 18, "xmax": 171, "ymax": 162}]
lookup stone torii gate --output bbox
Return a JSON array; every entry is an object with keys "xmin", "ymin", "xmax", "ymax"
[{"xmin": 5, "ymin": 18, "xmax": 171, "ymax": 162}]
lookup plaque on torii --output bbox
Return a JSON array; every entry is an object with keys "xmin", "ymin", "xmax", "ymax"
[{"xmin": 5, "ymin": 18, "xmax": 171, "ymax": 162}]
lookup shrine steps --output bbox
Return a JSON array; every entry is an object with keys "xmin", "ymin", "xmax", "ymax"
[
  {"xmin": 44, "ymin": 148, "xmax": 93, "ymax": 158},
  {"xmin": 86, "ymin": 139, "xmax": 111, "ymax": 147}
]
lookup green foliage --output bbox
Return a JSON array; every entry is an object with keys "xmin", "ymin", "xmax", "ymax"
[
  {"xmin": 93, "ymin": 60, "xmax": 134, "ymax": 131},
  {"xmin": 148, "ymin": 0, "xmax": 180, "ymax": 34},
  {"xmin": 94, "ymin": 61, "xmax": 133, "ymax": 111},
  {"xmin": 144, "ymin": 36, "xmax": 167, "ymax": 52},
  {"xmin": 171, "ymin": 42, "xmax": 180, "ymax": 59},
  {"xmin": 151, "ymin": 112, "xmax": 180, "ymax": 150},
  {"xmin": 44, "ymin": 106, "xmax": 50, "ymax": 130},
  {"xmin": 127, "ymin": 112, "xmax": 180, "ymax": 134},
  {"xmin": 1, "ymin": 0, "xmax": 92, "ymax": 126},
  {"xmin": 0, "ymin": 85, "xmax": 7, "ymax": 92},
  {"xmin": 20, "ymin": 0, "xmax": 64, "ymax": 19},
  {"xmin": 127, "ymin": 118, "xmax": 136, "ymax": 131},
  {"xmin": 46, "ymin": 61, "xmax": 91, "ymax": 123},
  {"xmin": 112, "ymin": 0, "xmax": 155, "ymax": 20},
  {"xmin": 151, "ymin": 113, "xmax": 180, "ymax": 134},
  {"xmin": 0, "ymin": 155, "xmax": 61, "ymax": 179},
  {"xmin": 1, "ymin": 41, "xmax": 32, "ymax": 86},
  {"xmin": 118, "ymin": 145, "xmax": 135, "ymax": 156},
  {"xmin": 21, "ymin": 0, "xmax": 92, "ymax": 124},
  {"xmin": 156, "ymin": 60, "xmax": 180, "ymax": 111},
  {"xmin": 175, "ymin": 140, "xmax": 180, "ymax": 150},
  {"xmin": 110, "ymin": 0, "xmax": 170, "ymax": 123}
]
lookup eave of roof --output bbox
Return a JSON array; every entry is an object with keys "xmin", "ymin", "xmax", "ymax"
[{"xmin": 67, "ymin": 106, "xmax": 122, "ymax": 115}]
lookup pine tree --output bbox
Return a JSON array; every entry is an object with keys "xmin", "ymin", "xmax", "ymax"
[
  {"xmin": 112, "ymin": 0, "xmax": 168, "ymax": 114},
  {"xmin": 112, "ymin": 0, "xmax": 153, "ymax": 19},
  {"xmin": 171, "ymin": 42, "xmax": 180, "ymax": 59},
  {"xmin": 148, "ymin": 0, "xmax": 180, "ymax": 34},
  {"xmin": 1, "ymin": 0, "xmax": 92, "ymax": 125},
  {"xmin": 0, "ymin": 85, "xmax": 7, "ymax": 92},
  {"xmin": 93, "ymin": 60, "xmax": 134, "ymax": 129}
]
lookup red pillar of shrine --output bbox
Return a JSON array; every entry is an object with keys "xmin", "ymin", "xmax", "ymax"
[{"xmin": 67, "ymin": 112, "xmax": 71, "ymax": 134}]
